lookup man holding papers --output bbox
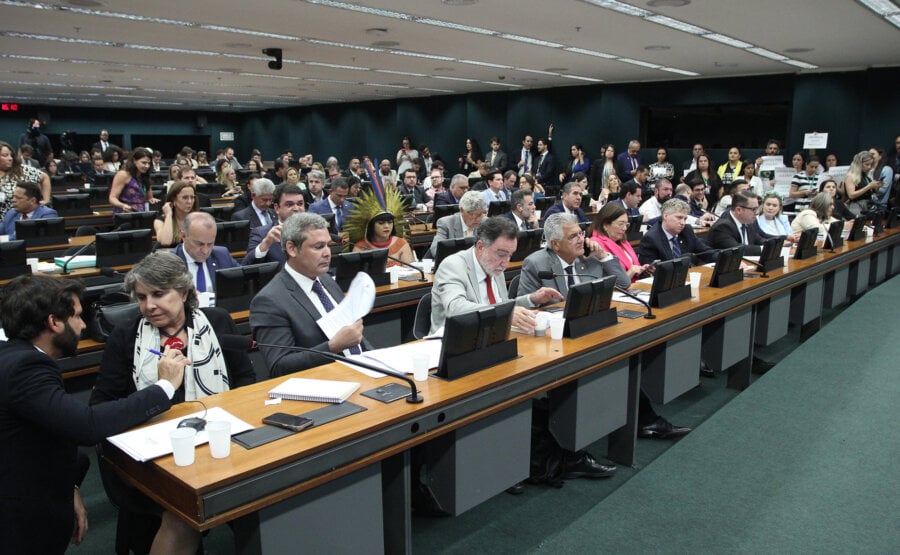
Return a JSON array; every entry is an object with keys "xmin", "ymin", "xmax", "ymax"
[
  {"xmin": 0, "ymin": 275, "xmax": 185, "ymax": 554},
  {"xmin": 251, "ymin": 212, "xmax": 372, "ymax": 377}
]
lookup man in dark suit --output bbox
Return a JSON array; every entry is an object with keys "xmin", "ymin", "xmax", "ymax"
[
  {"xmin": 0, "ymin": 275, "xmax": 184, "ymax": 554},
  {"xmin": 623, "ymin": 165, "xmax": 650, "ymax": 196},
  {"xmin": 533, "ymin": 137, "xmax": 556, "ymax": 193},
  {"xmin": 434, "ymin": 173, "xmax": 469, "ymax": 206},
  {"xmin": 232, "ymin": 177, "xmax": 276, "ymax": 228},
  {"xmin": 707, "ymin": 190, "xmax": 765, "ymax": 255},
  {"xmin": 242, "ymin": 183, "xmax": 305, "ymax": 266},
  {"xmin": 541, "ymin": 181, "xmax": 588, "ymax": 225},
  {"xmin": 174, "ymin": 212, "xmax": 239, "ymax": 292},
  {"xmin": 616, "ymin": 139, "xmax": 642, "ymax": 182},
  {"xmin": 250, "ymin": 212, "xmax": 372, "ymax": 377},
  {"xmin": 308, "ymin": 177, "xmax": 354, "ymax": 232},
  {"xmin": 502, "ymin": 188, "xmax": 539, "ymax": 231},
  {"xmin": 510, "ymin": 134, "xmax": 537, "ymax": 176},
  {"xmin": 91, "ymin": 129, "xmax": 119, "ymax": 154},
  {"xmin": 637, "ymin": 198, "xmax": 718, "ymax": 265},
  {"xmin": 616, "ymin": 181, "xmax": 643, "ymax": 218},
  {"xmin": 0, "ymin": 181, "xmax": 59, "ymax": 240},
  {"xmin": 485, "ymin": 136, "xmax": 507, "ymax": 171},
  {"xmin": 394, "ymin": 169, "xmax": 427, "ymax": 209}
]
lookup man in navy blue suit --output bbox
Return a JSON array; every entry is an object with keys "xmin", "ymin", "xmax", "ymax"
[
  {"xmin": 541, "ymin": 181, "xmax": 588, "ymax": 225},
  {"xmin": 637, "ymin": 198, "xmax": 718, "ymax": 266},
  {"xmin": 242, "ymin": 183, "xmax": 305, "ymax": 266},
  {"xmin": 616, "ymin": 139, "xmax": 643, "ymax": 182},
  {"xmin": 615, "ymin": 181, "xmax": 643, "ymax": 218},
  {"xmin": 174, "ymin": 211, "xmax": 238, "ymax": 292},
  {"xmin": 0, "ymin": 181, "xmax": 58, "ymax": 240},
  {"xmin": 533, "ymin": 137, "xmax": 557, "ymax": 194},
  {"xmin": 501, "ymin": 188, "xmax": 538, "ymax": 231},
  {"xmin": 308, "ymin": 177, "xmax": 353, "ymax": 232},
  {"xmin": 434, "ymin": 174, "xmax": 469, "ymax": 206}
]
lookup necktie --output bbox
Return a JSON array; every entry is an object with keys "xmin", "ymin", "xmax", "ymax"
[
  {"xmin": 195, "ymin": 261, "xmax": 206, "ymax": 292},
  {"xmin": 670, "ymin": 237, "xmax": 682, "ymax": 257},
  {"xmin": 490, "ymin": 152, "xmax": 496, "ymax": 167},
  {"xmin": 335, "ymin": 205, "xmax": 343, "ymax": 229},
  {"xmin": 484, "ymin": 275, "xmax": 497, "ymax": 305},
  {"xmin": 261, "ymin": 210, "xmax": 271, "ymax": 227},
  {"xmin": 21, "ymin": 213, "xmax": 28, "ymax": 221},
  {"xmin": 740, "ymin": 224, "xmax": 748, "ymax": 245},
  {"xmin": 312, "ymin": 280, "xmax": 361, "ymax": 354},
  {"xmin": 521, "ymin": 220, "xmax": 528, "ymax": 231},
  {"xmin": 631, "ymin": 157, "xmax": 637, "ymax": 171},
  {"xmin": 564, "ymin": 265, "xmax": 575, "ymax": 288}
]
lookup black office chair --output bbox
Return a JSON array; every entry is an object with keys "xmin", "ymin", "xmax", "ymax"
[
  {"xmin": 413, "ymin": 292, "xmax": 432, "ymax": 340},
  {"xmin": 507, "ymin": 275, "xmax": 520, "ymax": 299}
]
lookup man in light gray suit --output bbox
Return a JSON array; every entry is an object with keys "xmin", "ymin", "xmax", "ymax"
[
  {"xmin": 430, "ymin": 216, "xmax": 562, "ymax": 335},
  {"xmin": 427, "ymin": 190, "xmax": 486, "ymax": 258},
  {"xmin": 250, "ymin": 212, "xmax": 371, "ymax": 377},
  {"xmin": 519, "ymin": 212, "xmax": 631, "ymax": 297}
]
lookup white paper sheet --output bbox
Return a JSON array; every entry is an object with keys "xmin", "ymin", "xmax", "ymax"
[
  {"xmin": 317, "ymin": 272, "xmax": 375, "ymax": 339},
  {"xmin": 820, "ymin": 165, "xmax": 849, "ymax": 187},
  {"xmin": 340, "ymin": 340, "xmax": 444, "ymax": 378},
  {"xmin": 803, "ymin": 132, "xmax": 828, "ymax": 149},
  {"xmin": 612, "ymin": 290, "xmax": 651, "ymax": 306},
  {"xmin": 759, "ymin": 156, "xmax": 785, "ymax": 171},
  {"xmin": 773, "ymin": 167, "xmax": 795, "ymax": 196}
]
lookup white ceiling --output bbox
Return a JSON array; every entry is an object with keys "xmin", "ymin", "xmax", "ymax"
[{"xmin": 1, "ymin": 0, "xmax": 898, "ymax": 112}]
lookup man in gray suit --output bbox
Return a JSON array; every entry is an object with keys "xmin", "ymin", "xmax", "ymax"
[
  {"xmin": 430, "ymin": 216, "xmax": 563, "ymax": 335},
  {"xmin": 519, "ymin": 213, "xmax": 631, "ymax": 296},
  {"xmin": 427, "ymin": 190, "xmax": 487, "ymax": 258},
  {"xmin": 250, "ymin": 212, "xmax": 370, "ymax": 377}
]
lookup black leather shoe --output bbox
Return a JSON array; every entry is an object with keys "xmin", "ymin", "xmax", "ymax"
[
  {"xmin": 699, "ymin": 360, "xmax": 716, "ymax": 378},
  {"xmin": 638, "ymin": 417, "xmax": 692, "ymax": 440},
  {"xmin": 505, "ymin": 481, "xmax": 526, "ymax": 495},
  {"xmin": 562, "ymin": 451, "xmax": 616, "ymax": 479}
]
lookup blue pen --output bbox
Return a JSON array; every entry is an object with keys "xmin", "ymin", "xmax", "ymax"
[{"xmin": 148, "ymin": 348, "xmax": 164, "ymax": 357}]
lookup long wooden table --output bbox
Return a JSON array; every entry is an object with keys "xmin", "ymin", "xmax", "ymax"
[{"xmin": 101, "ymin": 229, "xmax": 899, "ymax": 553}]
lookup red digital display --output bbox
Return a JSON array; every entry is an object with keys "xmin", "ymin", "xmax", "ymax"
[{"xmin": 1, "ymin": 104, "xmax": 20, "ymax": 111}]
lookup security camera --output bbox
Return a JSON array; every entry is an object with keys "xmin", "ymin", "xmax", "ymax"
[{"xmin": 262, "ymin": 48, "xmax": 283, "ymax": 71}]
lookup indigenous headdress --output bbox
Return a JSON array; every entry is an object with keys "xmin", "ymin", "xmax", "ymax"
[{"xmin": 342, "ymin": 186, "xmax": 408, "ymax": 251}]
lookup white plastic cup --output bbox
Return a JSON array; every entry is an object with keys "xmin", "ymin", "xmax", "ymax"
[
  {"xmin": 534, "ymin": 312, "xmax": 548, "ymax": 337},
  {"xmin": 169, "ymin": 428, "xmax": 196, "ymax": 466},
  {"xmin": 549, "ymin": 318, "xmax": 565, "ymax": 340},
  {"xmin": 0, "ymin": 234, "xmax": 8, "ymax": 243},
  {"xmin": 206, "ymin": 421, "xmax": 232, "ymax": 459},
  {"xmin": 27, "ymin": 258, "xmax": 39, "ymax": 273},
  {"xmin": 389, "ymin": 267, "xmax": 399, "ymax": 284},
  {"xmin": 420, "ymin": 259, "xmax": 434, "ymax": 274},
  {"xmin": 689, "ymin": 272, "xmax": 702, "ymax": 290},
  {"xmin": 412, "ymin": 353, "xmax": 430, "ymax": 382}
]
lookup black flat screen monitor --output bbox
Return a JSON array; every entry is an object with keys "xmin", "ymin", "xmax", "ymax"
[
  {"xmin": 214, "ymin": 262, "xmax": 281, "ymax": 312},
  {"xmin": 88, "ymin": 186, "xmax": 110, "ymax": 206},
  {"xmin": 487, "ymin": 200, "xmax": 510, "ymax": 217},
  {"xmin": 113, "ymin": 211, "xmax": 157, "ymax": 232},
  {"xmin": 200, "ymin": 205, "xmax": 235, "ymax": 222},
  {"xmin": 432, "ymin": 204, "xmax": 460, "ymax": 229},
  {"xmin": 196, "ymin": 182, "xmax": 226, "ymax": 198},
  {"xmin": 436, "ymin": 300, "xmax": 517, "ymax": 380},
  {"xmin": 51, "ymin": 194, "xmax": 91, "ymax": 217},
  {"xmin": 649, "ymin": 255, "xmax": 692, "ymax": 308},
  {"xmin": 149, "ymin": 172, "xmax": 168, "ymax": 186},
  {"xmin": 793, "ymin": 227, "xmax": 819, "ymax": 260},
  {"xmin": 399, "ymin": 194, "xmax": 415, "ymax": 212},
  {"xmin": 534, "ymin": 196, "xmax": 557, "ymax": 214},
  {"xmin": 79, "ymin": 282, "xmax": 129, "ymax": 339},
  {"xmin": 825, "ymin": 219, "xmax": 844, "ymax": 250},
  {"xmin": 847, "ymin": 215, "xmax": 867, "ymax": 241},
  {"xmin": 433, "ymin": 237, "xmax": 475, "ymax": 272},
  {"xmin": 886, "ymin": 207, "xmax": 900, "ymax": 229},
  {"xmin": 236, "ymin": 169, "xmax": 254, "ymax": 184},
  {"xmin": 755, "ymin": 235, "xmax": 786, "ymax": 273},
  {"xmin": 332, "ymin": 248, "xmax": 389, "ymax": 291},
  {"xmin": 215, "ymin": 220, "xmax": 251, "ymax": 253},
  {"xmin": 511, "ymin": 228, "xmax": 544, "ymax": 262},
  {"xmin": 15, "ymin": 217, "xmax": 67, "ymax": 247},
  {"xmin": 92, "ymin": 173, "xmax": 113, "ymax": 187},
  {"xmin": 562, "ymin": 275, "xmax": 617, "ymax": 338},
  {"xmin": 709, "ymin": 245, "xmax": 744, "ymax": 287},
  {"xmin": 50, "ymin": 175, "xmax": 65, "ymax": 190},
  {"xmin": 63, "ymin": 173, "xmax": 84, "ymax": 187},
  {"xmin": 871, "ymin": 210, "xmax": 884, "ymax": 235},
  {"xmin": 626, "ymin": 214, "xmax": 644, "ymax": 241},
  {"xmin": 0, "ymin": 240, "xmax": 30, "ymax": 280},
  {"xmin": 95, "ymin": 229, "xmax": 153, "ymax": 268}
]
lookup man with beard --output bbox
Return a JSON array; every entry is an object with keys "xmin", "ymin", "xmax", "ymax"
[{"xmin": 0, "ymin": 275, "xmax": 186, "ymax": 554}]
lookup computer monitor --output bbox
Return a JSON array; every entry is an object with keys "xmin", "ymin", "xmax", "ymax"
[
  {"xmin": 95, "ymin": 229, "xmax": 153, "ymax": 268},
  {"xmin": 435, "ymin": 300, "xmax": 517, "ymax": 380},
  {"xmin": 149, "ymin": 172, "xmax": 168, "ymax": 186},
  {"xmin": 753, "ymin": 235, "xmax": 787, "ymax": 275},
  {"xmin": 871, "ymin": 210, "xmax": 884, "ymax": 236},
  {"xmin": 92, "ymin": 173, "xmax": 113, "ymax": 187},
  {"xmin": 433, "ymin": 237, "xmax": 475, "ymax": 272},
  {"xmin": 15, "ymin": 217, "xmax": 67, "ymax": 247},
  {"xmin": 79, "ymin": 281, "xmax": 128, "ymax": 339},
  {"xmin": 709, "ymin": 246, "xmax": 744, "ymax": 288},
  {"xmin": 215, "ymin": 220, "xmax": 251, "ymax": 253},
  {"xmin": 63, "ymin": 173, "xmax": 84, "ymax": 188},
  {"xmin": 626, "ymin": 214, "xmax": 644, "ymax": 242},
  {"xmin": 0, "ymin": 240, "xmax": 30, "ymax": 280},
  {"xmin": 332, "ymin": 248, "xmax": 390, "ymax": 291},
  {"xmin": 399, "ymin": 193, "xmax": 415, "ymax": 212},
  {"xmin": 236, "ymin": 169, "xmax": 254, "ymax": 184},
  {"xmin": 50, "ymin": 175, "xmax": 66, "ymax": 191},
  {"xmin": 432, "ymin": 204, "xmax": 460, "ymax": 229},
  {"xmin": 113, "ymin": 211, "xmax": 157, "ymax": 232},
  {"xmin": 214, "ymin": 262, "xmax": 281, "ymax": 312},
  {"xmin": 88, "ymin": 186, "xmax": 110, "ymax": 206},
  {"xmin": 200, "ymin": 205, "xmax": 235, "ymax": 222},
  {"xmin": 534, "ymin": 196, "xmax": 557, "ymax": 214},
  {"xmin": 487, "ymin": 200, "xmax": 510, "ymax": 217},
  {"xmin": 847, "ymin": 215, "xmax": 867, "ymax": 241},
  {"xmin": 886, "ymin": 207, "xmax": 900, "ymax": 229},
  {"xmin": 824, "ymin": 219, "xmax": 844, "ymax": 251},
  {"xmin": 511, "ymin": 228, "xmax": 544, "ymax": 262},
  {"xmin": 562, "ymin": 274, "xmax": 617, "ymax": 338},
  {"xmin": 649, "ymin": 255, "xmax": 692, "ymax": 308},
  {"xmin": 51, "ymin": 194, "xmax": 91, "ymax": 217},
  {"xmin": 195, "ymin": 182, "xmax": 226, "ymax": 198},
  {"xmin": 793, "ymin": 227, "xmax": 819, "ymax": 260}
]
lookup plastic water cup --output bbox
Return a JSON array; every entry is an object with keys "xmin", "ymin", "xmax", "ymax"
[
  {"xmin": 389, "ymin": 267, "xmax": 399, "ymax": 284},
  {"xmin": 206, "ymin": 421, "xmax": 232, "ymax": 459},
  {"xmin": 549, "ymin": 318, "xmax": 565, "ymax": 340},
  {"xmin": 412, "ymin": 353, "xmax": 430, "ymax": 382},
  {"xmin": 169, "ymin": 428, "xmax": 196, "ymax": 466},
  {"xmin": 0, "ymin": 235, "xmax": 8, "ymax": 243},
  {"xmin": 534, "ymin": 312, "xmax": 548, "ymax": 337},
  {"xmin": 27, "ymin": 258, "xmax": 39, "ymax": 273},
  {"xmin": 420, "ymin": 259, "xmax": 434, "ymax": 274},
  {"xmin": 689, "ymin": 272, "xmax": 702, "ymax": 289}
]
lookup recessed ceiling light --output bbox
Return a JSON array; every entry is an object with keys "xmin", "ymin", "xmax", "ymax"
[
  {"xmin": 647, "ymin": 0, "xmax": 690, "ymax": 6},
  {"xmin": 645, "ymin": 15, "xmax": 707, "ymax": 34},
  {"xmin": 543, "ymin": 67, "xmax": 569, "ymax": 72},
  {"xmin": 703, "ymin": 34, "xmax": 753, "ymax": 48},
  {"xmin": 644, "ymin": 45, "xmax": 670, "ymax": 51},
  {"xmin": 442, "ymin": 0, "xmax": 478, "ymax": 5},
  {"xmin": 371, "ymin": 40, "xmax": 400, "ymax": 48},
  {"xmin": 224, "ymin": 42, "xmax": 253, "ymax": 48},
  {"xmin": 65, "ymin": 0, "xmax": 104, "ymax": 7},
  {"xmin": 784, "ymin": 47, "xmax": 813, "ymax": 53}
]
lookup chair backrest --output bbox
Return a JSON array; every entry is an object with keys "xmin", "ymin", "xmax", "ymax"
[
  {"xmin": 413, "ymin": 292, "xmax": 433, "ymax": 340},
  {"xmin": 507, "ymin": 275, "xmax": 520, "ymax": 299}
]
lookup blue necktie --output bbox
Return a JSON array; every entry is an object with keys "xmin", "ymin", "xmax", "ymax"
[
  {"xmin": 564, "ymin": 265, "xmax": 575, "ymax": 288},
  {"xmin": 740, "ymin": 224, "xmax": 748, "ymax": 245},
  {"xmin": 312, "ymin": 280, "xmax": 361, "ymax": 355},
  {"xmin": 335, "ymin": 205, "xmax": 343, "ymax": 229},
  {"xmin": 195, "ymin": 261, "xmax": 206, "ymax": 292},
  {"xmin": 670, "ymin": 237, "xmax": 682, "ymax": 257}
]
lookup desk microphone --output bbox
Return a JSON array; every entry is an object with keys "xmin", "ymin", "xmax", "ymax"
[
  {"xmin": 61, "ymin": 239, "xmax": 96, "ymax": 275},
  {"xmin": 536, "ymin": 270, "xmax": 655, "ymax": 319},
  {"xmin": 99, "ymin": 267, "xmax": 127, "ymax": 278},
  {"xmin": 386, "ymin": 255, "xmax": 428, "ymax": 282},
  {"xmin": 218, "ymin": 334, "xmax": 424, "ymax": 404}
]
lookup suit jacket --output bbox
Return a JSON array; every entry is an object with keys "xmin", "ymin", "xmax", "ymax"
[
  {"xmin": 91, "ymin": 141, "xmax": 119, "ymax": 153},
  {"xmin": 534, "ymin": 151, "xmax": 556, "ymax": 188},
  {"xmin": 434, "ymin": 191, "xmax": 460, "ymax": 206},
  {"xmin": 428, "ymin": 213, "xmax": 468, "ymax": 258},
  {"xmin": 519, "ymin": 247, "xmax": 631, "ymax": 299},
  {"xmin": 707, "ymin": 213, "xmax": 764, "ymax": 255},
  {"xmin": 541, "ymin": 202, "xmax": 588, "ymax": 225},
  {"xmin": 637, "ymin": 223, "xmax": 718, "ymax": 266},
  {"xmin": 613, "ymin": 198, "xmax": 640, "ymax": 218},
  {"xmin": 429, "ymin": 247, "xmax": 531, "ymax": 335},
  {"xmin": 242, "ymin": 223, "xmax": 285, "ymax": 266},
  {"xmin": 510, "ymin": 146, "xmax": 537, "ymax": 175},
  {"xmin": 0, "ymin": 205, "xmax": 59, "ymax": 239},
  {"xmin": 174, "ymin": 243, "xmax": 239, "ymax": 290},
  {"xmin": 309, "ymin": 198, "xmax": 354, "ymax": 230},
  {"xmin": 232, "ymin": 204, "xmax": 275, "ymax": 229},
  {"xmin": 249, "ymin": 270, "xmax": 373, "ymax": 377},
  {"xmin": 500, "ymin": 210, "xmax": 534, "ymax": 230},
  {"xmin": 396, "ymin": 184, "xmax": 427, "ymax": 207},
  {"xmin": 486, "ymin": 149, "xmax": 507, "ymax": 171},
  {"xmin": 616, "ymin": 153, "xmax": 642, "ymax": 182},
  {"xmin": 0, "ymin": 339, "xmax": 170, "ymax": 554}
]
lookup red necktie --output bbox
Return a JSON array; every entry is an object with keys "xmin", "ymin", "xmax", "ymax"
[
  {"xmin": 21, "ymin": 213, "xmax": 28, "ymax": 220},
  {"xmin": 485, "ymin": 275, "xmax": 497, "ymax": 305}
]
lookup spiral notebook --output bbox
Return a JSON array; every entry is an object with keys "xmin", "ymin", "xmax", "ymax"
[{"xmin": 268, "ymin": 377, "xmax": 360, "ymax": 404}]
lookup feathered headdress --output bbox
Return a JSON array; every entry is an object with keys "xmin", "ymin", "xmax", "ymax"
[{"xmin": 342, "ymin": 186, "xmax": 409, "ymax": 251}]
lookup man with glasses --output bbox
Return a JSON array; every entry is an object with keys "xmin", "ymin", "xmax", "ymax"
[
  {"xmin": 707, "ymin": 190, "xmax": 766, "ymax": 255},
  {"xmin": 242, "ymin": 183, "xmax": 305, "ymax": 266},
  {"xmin": 541, "ymin": 181, "xmax": 588, "ymax": 225},
  {"xmin": 428, "ymin": 190, "xmax": 486, "ymax": 258},
  {"xmin": 434, "ymin": 173, "xmax": 469, "ymax": 206},
  {"xmin": 309, "ymin": 177, "xmax": 353, "ymax": 232}
]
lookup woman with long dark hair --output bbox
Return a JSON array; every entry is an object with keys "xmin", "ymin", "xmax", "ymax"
[{"xmin": 108, "ymin": 147, "xmax": 158, "ymax": 213}]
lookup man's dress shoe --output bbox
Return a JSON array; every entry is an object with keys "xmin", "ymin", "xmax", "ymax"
[
  {"xmin": 700, "ymin": 360, "xmax": 716, "ymax": 378},
  {"xmin": 562, "ymin": 451, "xmax": 616, "ymax": 479},
  {"xmin": 638, "ymin": 417, "xmax": 692, "ymax": 440},
  {"xmin": 505, "ymin": 481, "xmax": 526, "ymax": 495}
]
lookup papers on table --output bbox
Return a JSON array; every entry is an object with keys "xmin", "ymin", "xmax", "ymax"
[
  {"xmin": 106, "ymin": 406, "xmax": 254, "ymax": 462},
  {"xmin": 53, "ymin": 255, "xmax": 95, "ymax": 270},
  {"xmin": 612, "ymin": 289, "xmax": 651, "ymax": 306},
  {"xmin": 340, "ymin": 340, "xmax": 443, "ymax": 378},
  {"xmin": 317, "ymin": 272, "xmax": 375, "ymax": 339}
]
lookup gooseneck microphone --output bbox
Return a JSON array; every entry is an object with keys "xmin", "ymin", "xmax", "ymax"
[
  {"xmin": 219, "ymin": 334, "xmax": 424, "ymax": 404},
  {"xmin": 61, "ymin": 239, "xmax": 97, "ymax": 275},
  {"xmin": 386, "ymin": 255, "xmax": 428, "ymax": 282},
  {"xmin": 535, "ymin": 270, "xmax": 655, "ymax": 319}
]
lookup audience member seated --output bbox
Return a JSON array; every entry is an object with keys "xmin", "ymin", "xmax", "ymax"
[
  {"xmin": 541, "ymin": 180, "xmax": 588, "ymax": 225},
  {"xmin": 108, "ymin": 147, "xmax": 158, "ymax": 214},
  {"xmin": 518, "ymin": 172, "xmax": 545, "ymax": 199},
  {"xmin": 0, "ymin": 140, "xmax": 49, "ymax": 219},
  {"xmin": 154, "ymin": 180, "xmax": 198, "ymax": 247},
  {"xmin": 684, "ymin": 153, "xmax": 724, "ymax": 206},
  {"xmin": 819, "ymin": 179, "xmax": 854, "ymax": 220},
  {"xmin": 638, "ymin": 198, "xmax": 718, "ymax": 265},
  {"xmin": 0, "ymin": 181, "xmax": 58, "ymax": 240},
  {"xmin": 102, "ymin": 147, "xmax": 122, "ymax": 173},
  {"xmin": 503, "ymin": 188, "xmax": 539, "ymax": 231},
  {"xmin": 843, "ymin": 150, "xmax": 880, "ymax": 216},
  {"xmin": 304, "ymin": 169, "xmax": 328, "ymax": 206},
  {"xmin": 428, "ymin": 190, "xmax": 486, "ymax": 258},
  {"xmin": 217, "ymin": 161, "xmax": 241, "ymax": 198},
  {"xmin": 173, "ymin": 212, "xmax": 239, "ymax": 293},
  {"xmin": 232, "ymin": 178, "xmax": 276, "ymax": 228},
  {"xmin": 587, "ymin": 202, "xmax": 650, "ymax": 282},
  {"xmin": 713, "ymin": 178, "xmax": 750, "ymax": 217},
  {"xmin": 615, "ymin": 180, "xmax": 642, "ymax": 218},
  {"xmin": 347, "ymin": 189, "xmax": 414, "ymax": 267},
  {"xmin": 791, "ymin": 192, "xmax": 837, "ymax": 236},
  {"xmin": 481, "ymin": 169, "xmax": 509, "ymax": 204},
  {"xmin": 396, "ymin": 168, "xmax": 428, "ymax": 209},
  {"xmin": 756, "ymin": 191, "xmax": 797, "ymax": 240},
  {"xmin": 242, "ymin": 183, "xmax": 306, "ymax": 266},
  {"xmin": 309, "ymin": 177, "xmax": 353, "ymax": 232},
  {"xmin": 707, "ymin": 190, "xmax": 765, "ymax": 255},
  {"xmin": 638, "ymin": 177, "xmax": 673, "ymax": 224},
  {"xmin": 434, "ymin": 173, "xmax": 469, "ymax": 206}
]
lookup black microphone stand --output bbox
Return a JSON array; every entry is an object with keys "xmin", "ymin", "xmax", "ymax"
[{"xmin": 61, "ymin": 239, "xmax": 97, "ymax": 275}]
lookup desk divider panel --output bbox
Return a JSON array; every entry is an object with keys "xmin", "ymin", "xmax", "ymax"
[
  {"xmin": 823, "ymin": 267, "xmax": 849, "ymax": 309},
  {"xmin": 641, "ymin": 330, "xmax": 701, "ymax": 405},
  {"xmin": 755, "ymin": 291, "xmax": 791, "ymax": 347},
  {"xmin": 891, "ymin": 244, "xmax": 900, "ymax": 275},
  {"xmin": 847, "ymin": 257, "xmax": 871, "ymax": 297},
  {"xmin": 549, "ymin": 359, "xmax": 629, "ymax": 452},
  {"xmin": 790, "ymin": 277, "xmax": 823, "ymax": 327},
  {"xmin": 870, "ymin": 251, "xmax": 887, "ymax": 285},
  {"xmin": 702, "ymin": 307, "xmax": 752, "ymax": 373}
]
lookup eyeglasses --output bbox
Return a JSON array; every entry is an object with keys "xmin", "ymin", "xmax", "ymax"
[{"xmin": 566, "ymin": 231, "xmax": 585, "ymax": 242}]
